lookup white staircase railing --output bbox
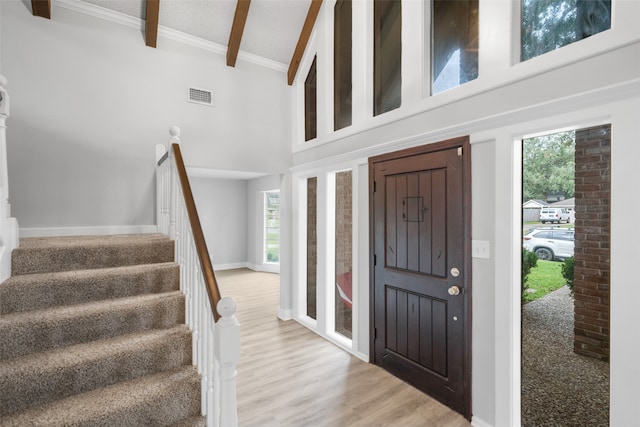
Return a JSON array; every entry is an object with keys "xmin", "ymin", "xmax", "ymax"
[
  {"xmin": 0, "ymin": 75, "xmax": 19, "ymax": 283},
  {"xmin": 156, "ymin": 127, "xmax": 239, "ymax": 427}
]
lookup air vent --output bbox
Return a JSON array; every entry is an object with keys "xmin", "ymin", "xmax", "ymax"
[{"xmin": 188, "ymin": 87, "xmax": 213, "ymax": 106}]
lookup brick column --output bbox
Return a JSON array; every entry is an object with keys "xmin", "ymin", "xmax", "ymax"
[{"xmin": 573, "ymin": 124, "xmax": 610, "ymax": 362}]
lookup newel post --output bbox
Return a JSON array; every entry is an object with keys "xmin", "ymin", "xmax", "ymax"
[
  {"xmin": 0, "ymin": 75, "xmax": 18, "ymax": 283},
  {"xmin": 167, "ymin": 126, "xmax": 180, "ymax": 240},
  {"xmin": 215, "ymin": 297, "xmax": 240, "ymax": 427}
]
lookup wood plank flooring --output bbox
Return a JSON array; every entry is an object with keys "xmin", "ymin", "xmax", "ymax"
[{"xmin": 216, "ymin": 268, "xmax": 471, "ymax": 427}]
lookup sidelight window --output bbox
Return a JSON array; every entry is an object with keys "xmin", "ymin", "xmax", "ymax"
[
  {"xmin": 307, "ymin": 177, "xmax": 318, "ymax": 320},
  {"xmin": 335, "ymin": 170, "xmax": 353, "ymax": 339}
]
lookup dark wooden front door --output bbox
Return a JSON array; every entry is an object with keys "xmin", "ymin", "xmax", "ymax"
[{"xmin": 370, "ymin": 137, "xmax": 471, "ymax": 418}]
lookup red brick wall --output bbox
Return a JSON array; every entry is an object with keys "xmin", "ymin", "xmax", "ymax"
[{"xmin": 573, "ymin": 124, "xmax": 611, "ymax": 362}]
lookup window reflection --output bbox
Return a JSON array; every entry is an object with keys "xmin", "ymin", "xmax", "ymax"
[
  {"xmin": 432, "ymin": 0, "xmax": 478, "ymax": 95},
  {"xmin": 374, "ymin": 0, "xmax": 402, "ymax": 116},
  {"xmin": 305, "ymin": 56, "xmax": 317, "ymax": 141},
  {"xmin": 334, "ymin": 0, "xmax": 352, "ymax": 130}
]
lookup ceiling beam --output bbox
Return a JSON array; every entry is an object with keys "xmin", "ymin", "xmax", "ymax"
[
  {"xmin": 227, "ymin": 0, "xmax": 252, "ymax": 67},
  {"xmin": 145, "ymin": 0, "xmax": 160, "ymax": 48},
  {"xmin": 287, "ymin": 0, "xmax": 323, "ymax": 86},
  {"xmin": 31, "ymin": 0, "xmax": 51, "ymax": 19}
]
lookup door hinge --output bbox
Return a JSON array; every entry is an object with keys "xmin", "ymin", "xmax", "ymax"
[
  {"xmin": 374, "ymin": 328, "xmax": 377, "ymax": 340},
  {"xmin": 457, "ymin": 147, "xmax": 463, "ymax": 157},
  {"xmin": 374, "ymin": 254, "xmax": 377, "ymax": 266},
  {"xmin": 373, "ymin": 181, "xmax": 377, "ymax": 192}
]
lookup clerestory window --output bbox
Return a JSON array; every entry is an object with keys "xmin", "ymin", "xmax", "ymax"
[
  {"xmin": 374, "ymin": 0, "xmax": 402, "ymax": 116},
  {"xmin": 432, "ymin": 0, "xmax": 479, "ymax": 94},
  {"xmin": 521, "ymin": 0, "xmax": 611, "ymax": 61},
  {"xmin": 334, "ymin": 0, "xmax": 353, "ymax": 130},
  {"xmin": 305, "ymin": 56, "xmax": 318, "ymax": 141}
]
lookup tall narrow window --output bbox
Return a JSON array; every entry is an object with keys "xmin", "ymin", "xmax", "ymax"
[
  {"xmin": 522, "ymin": 0, "xmax": 611, "ymax": 61},
  {"xmin": 307, "ymin": 177, "xmax": 318, "ymax": 319},
  {"xmin": 432, "ymin": 0, "xmax": 479, "ymax": 95},
  {"xmin": 334, "ymin": 0, "xmax": 352, "ymax": 130},
  {"xmin": 335, "ymin": 171, "xmax": 353, "ymax": 338},
  {"xmin": 264, "ymin": 191, "xmax": 280, "ymax": 264},
  {"xmin": 305, "ymin": 56, "xmax": 318, "ymax": 141},
  {"xmin": 374, "ymin": 0, "xmax": 402, "ymax": 116}
]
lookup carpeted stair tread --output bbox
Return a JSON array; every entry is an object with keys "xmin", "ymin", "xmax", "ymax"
[
  {"xmin": 0, "ymin": 325, "xmax": 192, "ymax": 416},
  {"xmin": 0, "ymin": 365, "xmax": 202, "ymax": 427},
  {"xmin": 0, "ymin": 262, "xmax": 180, "ymax": 314},
  {"xmin": 0, "ymin": 291, "xmax": 185, "ymax": 360},
  {"xmin": 11, "ymin": 233, "xmax": 174, "ymax": 275}
]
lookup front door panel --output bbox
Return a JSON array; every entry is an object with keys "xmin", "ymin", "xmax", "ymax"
[{"xmin": 370, "ymin": 138, "xmax": 470, "ymax": 418}]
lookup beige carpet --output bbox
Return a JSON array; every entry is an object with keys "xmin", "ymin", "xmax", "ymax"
[{"xmin": 0, "ymin": 234, "xmax": 204, "ymax": 426}]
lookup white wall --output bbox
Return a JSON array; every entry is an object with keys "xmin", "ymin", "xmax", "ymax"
[
  {"xmin": 190, "ymin": 176, "xmax": 247, "ymax": 269},
  {"xmin": 246, "ymin": 174, "xmax": 281, "ymax": 272},
  {"xmin": 1, "ymin": 0, "xmax": 290, "ymax": 232}
]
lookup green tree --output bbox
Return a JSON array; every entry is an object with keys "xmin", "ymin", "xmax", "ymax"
[
  {"xmin": 522, "ymin": 131, "xmax": 575, "ymax": 202},
  {"xmin": 522, "ymin": 0, "xmax": 577, "ymax": 61}
]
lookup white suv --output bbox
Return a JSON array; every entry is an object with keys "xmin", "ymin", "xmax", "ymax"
[
  {"xmin": 523, "ymin": 228, "xmax": 574, "ymax": 261},
  {"xmin": 539, "ymin": 207, "xmax": 570, "ymax": 224}
]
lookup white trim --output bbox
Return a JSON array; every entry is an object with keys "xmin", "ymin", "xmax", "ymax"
[
  {"xmin": 19, "ymin": 225, "xmax": 158, "ymax": 237},
  {"xmin": 277, "ymin": 307, "xmax": 293, "ymax": 321},
  {"xmin": 54, "ymin": 0, "xmax": 288, "ymax": 73},
  {"xmin": 291, "ymin": 77, "xmax": 640, "ymax": 172},
  {"xmin": 246, "ymin": 262, "xmax": 280, "ymax": 274},
  {"xmin": 212, "ymin": 262, "xmax": 248, "ymax": 271},
  {"xmin": 470, "ymin": 416, "xmax": 493, "ymax": 427},
  {"xmin": 213, "ymin": 262, "xmax": 280, "ymax": 274}
]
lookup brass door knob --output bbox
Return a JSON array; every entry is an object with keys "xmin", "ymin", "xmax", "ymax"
[{"xmin": 448, "ymin": 286, "xmax": 461, "ymax": 296}]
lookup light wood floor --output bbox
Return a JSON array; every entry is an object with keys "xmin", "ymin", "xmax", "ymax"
[{"xmin": 216, "ymin": 269, "xmax": 471, "ymax": 427}]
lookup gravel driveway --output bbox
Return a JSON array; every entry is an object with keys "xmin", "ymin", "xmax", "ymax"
[{"xmin": 521, "ymin": 285, "xmax": 609, "ymax": 427}]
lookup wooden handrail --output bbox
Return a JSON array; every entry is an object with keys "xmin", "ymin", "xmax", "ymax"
[{"xmin": 171, "ymin": 143, "xmax": 222, "ymax": 321}]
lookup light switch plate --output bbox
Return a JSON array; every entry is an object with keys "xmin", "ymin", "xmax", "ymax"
[{"xmin": 472, "ymin": 240, "xmax": 491, "ymax": 259}]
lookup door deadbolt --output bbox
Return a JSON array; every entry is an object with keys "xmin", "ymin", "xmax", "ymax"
[{"xmin": 450, "ymin": 267, "xmax": 460, "ymax": 277}]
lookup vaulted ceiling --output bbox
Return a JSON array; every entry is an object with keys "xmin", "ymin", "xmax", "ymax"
[{"xmin": 30, "ymin": 0, "xmax": 322, "ymax": 84}]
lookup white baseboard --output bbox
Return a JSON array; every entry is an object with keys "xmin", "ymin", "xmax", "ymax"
[
  {"xmin": 213, "ymin": 262, "xmax": 281, "ymax": 274},
  {"xmin": 277, "ymin": 307, "xmax": 292, "ymax": 321},
  {"xmin": 212, "ymin": 262, "xmax": 248, "ymax": 271},
  {"xmin": 246, "ymin": 262, "xmax": 280, "ymax": 274},
  {"xmin": 471, "ymin": 415, "xmax": 493, "ymax": 427},
  {"xmin": 19, "ymin": 225, "xmax": 158, "ymax": 238}
]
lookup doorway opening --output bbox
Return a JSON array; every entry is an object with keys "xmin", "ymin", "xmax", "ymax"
[{"xmin": 520, "ymin": 125, "xmax": 610, "ymax": 427}]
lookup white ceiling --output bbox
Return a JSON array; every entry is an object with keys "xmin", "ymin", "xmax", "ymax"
[{"xmin": 80, "ymin": 0, "xmax": 312, "ymax": 66}]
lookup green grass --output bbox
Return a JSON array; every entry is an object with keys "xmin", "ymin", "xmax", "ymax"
[{"xmin": 523, "ymin": 260, "xmax": 568, "ymax": 303}]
